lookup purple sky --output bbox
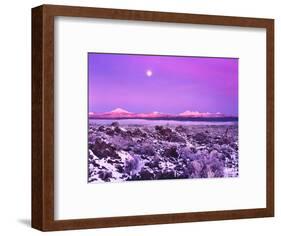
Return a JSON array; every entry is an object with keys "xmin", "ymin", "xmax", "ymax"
[{"xmin": 88, "ymin": 53, "xmax": 238, "ymax": 116}]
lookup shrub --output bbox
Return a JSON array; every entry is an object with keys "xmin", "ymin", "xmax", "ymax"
[{"xmin": 124, "ymin": 155, "xmax": 142, "ymax": 176}]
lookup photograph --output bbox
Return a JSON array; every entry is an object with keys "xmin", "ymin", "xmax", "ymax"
[
  {"xmin": 88, "ymin": 53, "xmax": 239, "ymax": 183},
  {"xmin": 30, "ymin": 4, "xmax": 274, "ymax": 231}
]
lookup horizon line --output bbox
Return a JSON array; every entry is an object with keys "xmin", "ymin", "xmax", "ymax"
[{"xmin": 88, "ymin": 110, "xmax": 238, "ymax": 117}]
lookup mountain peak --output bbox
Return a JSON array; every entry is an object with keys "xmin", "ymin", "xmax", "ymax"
[
  {"xmin": 179, "ymin": 110, "xmax": 224, "ymax": 117},
  {"xmin": 179, "ymin": 110, "xmax": 201, "ymax": 116},
  {"xmin": 110, "ymin": 108, "xmax": 131, "ymax": 114}
]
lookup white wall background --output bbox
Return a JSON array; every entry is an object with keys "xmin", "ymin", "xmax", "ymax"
[{"xmin": 0, "ymin": 0, "xmax": 279, "ymax": 235}]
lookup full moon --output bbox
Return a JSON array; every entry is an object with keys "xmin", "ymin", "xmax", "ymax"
[{"xmin": 146, "ymin": 70, "xmax": 153, "ymax": 77}]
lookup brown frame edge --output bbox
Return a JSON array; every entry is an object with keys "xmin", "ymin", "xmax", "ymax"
[{"xmin": 32, "ymin": 4, "xmax": 274, "ymax": 231}]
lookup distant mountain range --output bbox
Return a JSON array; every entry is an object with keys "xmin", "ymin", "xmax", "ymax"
[{"xmin": 89, "ymin": 108, "xmax": 238, "ymax": 121}]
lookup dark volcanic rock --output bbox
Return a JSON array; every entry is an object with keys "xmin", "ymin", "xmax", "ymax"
[
  {"xmin": 163, "ymin": 146, "xmax": 178, "ymax": 158},
  {"xmin": 230, "ymin": 142, "xmax": 238, "ymax": 150},
  {"xmin": 158, "ymin": 169, "xmax": 175, "ymax": 179},
  {"xmin": 146, "ymin": 155, "xmax": 160, "ymax": 168},
  {"xmin": 155, "ymin": 125, "xmax": 163, "ymax": 132},
  {"xmin": 155, "ymin": 126, "xmax": 186, "ymax": 143},
  {"xmin": 139, "ymin": 168, "xmax": 155, "ymax": 180},
  {"xmin": 98, "ymin": 125, "xmax": 105, "ymax": 131},
  {"xmin": 89, "ymin": 159, "xmax": 100, "ymax": 168},
  {"xmin": 174, "ymin": 164, "xmax": 183, "ymax": 172},
  {"xmin": 114, "ymin": 126, "xmax": 122, "ymax": 134},
  {"xmin": 175, "ymin": 125, "xmax": 186, "ymax": 133},
  {"xmin": 218, "ymin": 137, "xmax": 231, "ymax": 145},
  {"xmin": 158, "ymin": 127, "xmax": 172, "ymax": 136},
  {"xmin": 132, "ymin": 128, "xmax": 143, "ymax": 137},
  {"xmin": 125, "ymin": 130, "xmax": 132, "ymax": 136},
  {"xmin": 134, "ymin": 143, "xmax": 155, "ymax": 156},
  {"xmin": 105, "ymin": 128, "xmax": 115, "ymax": 136},
  {"xmin": 193, "ymin": 132, "xmax": 208, "ymax": 144},
  {"xmin": 169, "ymin": 132, "xmax": 186, "ymax": 143},
  {"xmin": 115, "ymin": 164, "xmax": 124, "ymax": 173},
  {"xmin": 98, "ymin": 170, "xmax": 112, "ymax": 181},
  {"xmin": 90, "ymin": 138, "xmax": 120, "ymax": 159},
  {"xmin": 111, "ymin": 121, "xmax": 120, "ymax": 127}
]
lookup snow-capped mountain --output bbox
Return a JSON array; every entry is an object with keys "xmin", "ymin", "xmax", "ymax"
[
  {"xmin": 105, "ymin": 108, "xmax": 132, "ymax": 114},
  {"xmin": 92, "ymin": 108, "xmax": 134, "ymax": 118},
  {"xmin": 88, "ymin": 108, "xmax": 234, "ymax": 119},
  {"xmin": 179, "ymin": 110, "xmax": 225, "ymax": 118},
  {"xmin": 137, "ymin": 111, "xmax": 172, "ymax": 118}
]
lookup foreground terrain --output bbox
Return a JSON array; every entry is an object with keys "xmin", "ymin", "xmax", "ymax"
[{"xmin": 88, "ymin": 121, "xmax": 238, "ymax": 183}]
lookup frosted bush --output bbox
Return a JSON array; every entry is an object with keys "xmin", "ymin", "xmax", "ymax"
[{"xmin": 124, "ymin": 155, "xmax": 142, "ymax": 176}]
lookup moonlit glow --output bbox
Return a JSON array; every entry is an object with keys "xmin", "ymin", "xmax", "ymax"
[
  {"xmin": 88, "ymin": 53, "xmax": 238, "ymax": 116},
  {"xmin": 146, "ymin": 69, "xmax": 152, "ymax": 77}
]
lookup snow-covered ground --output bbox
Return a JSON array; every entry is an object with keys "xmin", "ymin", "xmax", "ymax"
[{"xmin": 88, "ymin": 121, "xmax": 238, "ymax": 183}]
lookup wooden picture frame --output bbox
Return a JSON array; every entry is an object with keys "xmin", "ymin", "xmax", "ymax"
[{"xmin": 32, "ymin": 4, "xmax": 274, "ymax": 231}]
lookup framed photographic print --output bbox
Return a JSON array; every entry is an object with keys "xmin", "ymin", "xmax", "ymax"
[{"xmin": 32, "ymin": 4, "xmax": 274, "ymax": 231}]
